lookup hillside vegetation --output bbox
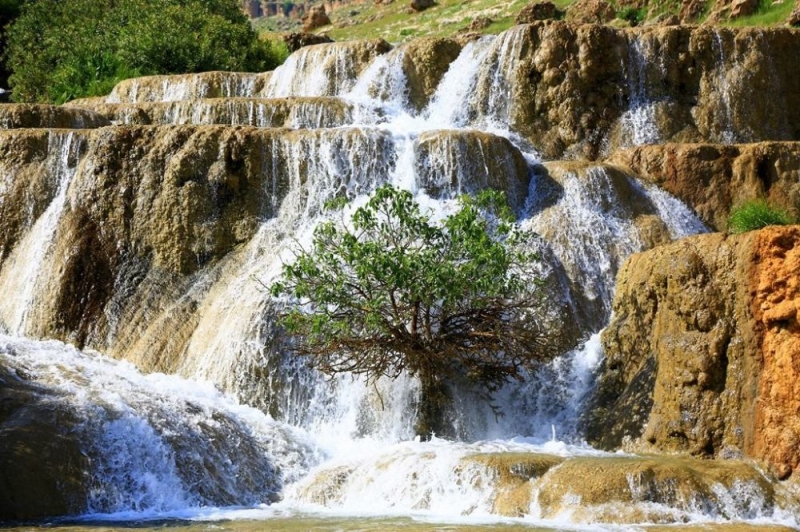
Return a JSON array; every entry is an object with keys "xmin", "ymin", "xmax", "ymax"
[{"xmin": 252, "ymin": 0, "xmax": 799, "ymax": 43}]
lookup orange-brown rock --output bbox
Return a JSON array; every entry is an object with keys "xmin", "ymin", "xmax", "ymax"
[
  {"xmin": 750, "ymin": 226, "xmax": 800, "ymax": 479},
  {"xmin": 587, "ymin": 227, "xmax": 800, "ymax": 477},
  {"xmin": 608, "ymin": 143, "xmax": 800, "ymax": 231},
  {"xmin": 565, "ymin": 0, "xmax": 615, "ymax": 23}
]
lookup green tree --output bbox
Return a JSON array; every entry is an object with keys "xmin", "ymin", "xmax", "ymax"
[
  {"xmin": 271, "ymin": 185, "xmax": 557, "ymax": 439},
  {"xmin": 5, "ymin": 0, "xmax": 285, "ymax": 103},
  {"xmin": 0, "ymin": 0, "xmax": 27, "ymax": 89}
]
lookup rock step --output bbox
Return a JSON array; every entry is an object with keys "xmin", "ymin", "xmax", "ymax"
[
  {"xmin": 66, "ymin": 97, "xmax": 355, "ymax": 129},
  {"xmin": 104, "ymin": 71, "xmax": 274, "ymax": 103},
  {"xmin": 462, "ymin": 452, "xmax": 797, "ymax": 523},
  {"xmin": 0, "ymin": 104, "xmax": 109, "ymax": 130}
]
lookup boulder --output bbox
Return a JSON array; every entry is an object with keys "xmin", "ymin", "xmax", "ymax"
[
  {"xmin": 0, "ymin": 365, "xmax": 89, "ymax": 521},
  {"xmin": 282, "ymin": 31, "xmax": 334, "ymax": 53},
  {"xmin": 585, "ymin": 227, "xmax": 800, "ymax": 478},
  {"xmin": 730, "ymin": 0, "xmax": 760, "ymax": 17},
  {"xmin": 301, "ymin": 5, "xmax": 330, "ymax": 32},
  {"xmin": 565, "ymin": 0, "xmax": 615, "ymax": 23},
  {"xmin": 410, "ymin": 0, "xmax": 434, "ymax": 11},
  {"xmin": 462, "ymin": 15, "xmax": 493, "ymax": 32},
  {"xmin": 790, "ymin": 2, "xmax": 800, "ymax": 25},
  {"xmin": 516, "ymin": 1, "xmax": 559, "ymax": 22}
]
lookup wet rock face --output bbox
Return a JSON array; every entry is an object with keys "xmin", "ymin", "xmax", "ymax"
[
  {"xmin": 502, "ymin": 23, "xmax": 800, "ymax": 159},
  {"xmin": 0, "ymin": 365, "xmax": 88, "ymax": 521},
  {"xmin": 609, "ymin": 142, "xmax": 800, "ymax": 231},
  {"xmin": 588, "ymin": 227, "xmax": 800, "ymax": 477},
  {"xmin": 283, "ymin": 32, "xmax": 335, "ymax": 53},
  {"xmin": 402, "ymin": 38, "xmax": 463, "ymax": 111}
]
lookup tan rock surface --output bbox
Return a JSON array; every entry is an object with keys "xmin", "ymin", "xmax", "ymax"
[
  {"xmin": 588, "ymin": 227, "xmax": 800, "ymax": 476},
  {"xmin": 608, "ymin": 142, "xmax": 800, "ymax": 231},
  {"xmin": 491, "ymin": 23, "xmax": 800, "ymax": 159},
  {"xmin": 0, "ymin": 104, "xmax": 109, "ymax": 129}
]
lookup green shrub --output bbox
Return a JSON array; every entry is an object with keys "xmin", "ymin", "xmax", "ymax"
[
  {"xmin": 617, "ymin": 6, "xmax": 646, "ymax": 25},
  {"xmin": 728, "ymin": 199, "xmax": 794, "ymax": 233},
  {"xmin": 5, "ymin": 0, "xmax": 285, "ymax": 103}
]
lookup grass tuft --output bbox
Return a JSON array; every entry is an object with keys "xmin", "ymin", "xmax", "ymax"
[{"xmin": 728, "ymin": 199, "xmax": 795, "ymax": 233}]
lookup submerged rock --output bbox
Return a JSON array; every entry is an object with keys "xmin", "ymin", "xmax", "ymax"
[
  {"xmin": 0, "ymin": 364, "xmax": 88, "ymax": 521},
  {"xmin": 587, "ymin": 227, "xmax": 800, "ymax": 478}
]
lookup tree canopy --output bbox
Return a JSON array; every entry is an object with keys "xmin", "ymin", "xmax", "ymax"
[
  {"xmin": 4, "ymin": 0, "xmax": 285, "ymax": 103},
  {"xmin": 271, "ymin": 185, "xmax": 558, "ymax": 438}
]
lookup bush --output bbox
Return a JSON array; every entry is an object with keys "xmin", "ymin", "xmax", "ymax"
[
  {"xmin": 5, "ymin": 0, "xmax": 285, "ymax": 103},
  {"xmin": 728, "ymin": 199, "xmax": 794, "ymax": 233},
  {"xmin": 617, "ymin": 6, "xmax": 646, "ymax": 25}
]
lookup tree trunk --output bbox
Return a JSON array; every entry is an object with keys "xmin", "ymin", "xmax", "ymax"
[{"xmin": 414, "ymin": 366, "xmax": 453, "ymax": 441}]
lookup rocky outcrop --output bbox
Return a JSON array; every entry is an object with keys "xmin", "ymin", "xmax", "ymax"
[
  {"xmin": 0, "ymin": 104, "xmax": 109, "ymax": 130},
  {"xmin": 586, "ymin": 227, "xmax": 800, "ymax": 478},
  {"xmin": 791, "ymin": 3, "xmax": 800, "ymax": 25},
  {"xmin": 401, "ymin": 38, "xmax": 462, "ymax": 111},
  {"xmin": 564, "ymin": 0, "xmax": 615, "ymax": 23},
  {"xmin": 302, "ymin": 4, "xmax": 331, "ymax": 31},
  {"xmin": 608, "ymin": 143, "xmax": 800, "ymax": 231},
  {"xmin": 105, "ymin": 71, "xmax": 274, "ymax": 103},
  {"xmin": 69, "ymin": 97, "xmax": 354, "ymax": 129},
  {"xmin": 493, "ymin": 23, "xmax": 800, "ymax": 159},
  {"xmin": 410, "ymin": 0, "xmax": 435, "ymax": 11},
  {"xmin": 0, "ymin": 364, "xmax": 88, "ymax": 521},
  {"xmin": 413, "ymin": 130, "xmax": 531, "ymax": 211},
  {"xmin": 516, "ymin": 1, "xmax": 560, "ymax": 23},
  {"xmin": 282, "ymin": 31, "xmax": 335, "ymax": 52}
]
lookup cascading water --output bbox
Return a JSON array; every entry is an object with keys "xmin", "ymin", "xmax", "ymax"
[
  {"xmin": 2, "ymin": 28, "xmax": 797, "ymax": 530},
  {"xmin": 0, "ymin": 131, "xmax": 84, "ymax": 336}
]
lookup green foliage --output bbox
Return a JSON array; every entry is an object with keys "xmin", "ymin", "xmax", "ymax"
[
  {"xmin": 271, "ymin": 185, "xmax": 555, "ymax": 437},
  {"xmin": 5, "ymin": 0, "xmax": 285, "ymax": 103},
  {"xmin": 617, "ymin": 6, "xmax": 646, "ymax": 25},
  {"xmin": 728, "ymin": 199, "xmax": 794, "ymax": 233}
]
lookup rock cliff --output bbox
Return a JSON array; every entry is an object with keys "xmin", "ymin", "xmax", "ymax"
[
  {"xmin": 608, "ymin": 142, "xmax": 800, "ymax": 231},
  {"xmin": 587, "ymin": 227, "xmax": 800, "ymax": 478}
]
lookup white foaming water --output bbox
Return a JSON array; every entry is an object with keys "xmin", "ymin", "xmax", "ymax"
[
  {"xmin": 0, "ymin": 131, "xmax": 83, "ymax": 335},
  {"xmin": 263, "ymin": 44, "xmax": 371, "ymax": 98},
  {"xmin": 0, "ymin": 334, "xmax": 318, "ymax": 515},
  {"xmin": 618, "ymin": 35, "xmax": 662, "ymax": 146}
]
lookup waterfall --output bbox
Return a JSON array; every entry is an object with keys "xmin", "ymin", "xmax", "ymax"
[
  {"xmin": 4, "ymin": 26, "xmax": 796, "ymax": 528},
  {"xmin": 0, "ymin": 131, "xmax": 84, "ymax": 335}
]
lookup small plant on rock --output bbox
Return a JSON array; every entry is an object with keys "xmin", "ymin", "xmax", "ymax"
[{"xmin": 727, "ymin": 199, "xmax": 795, "ymax": 233}]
